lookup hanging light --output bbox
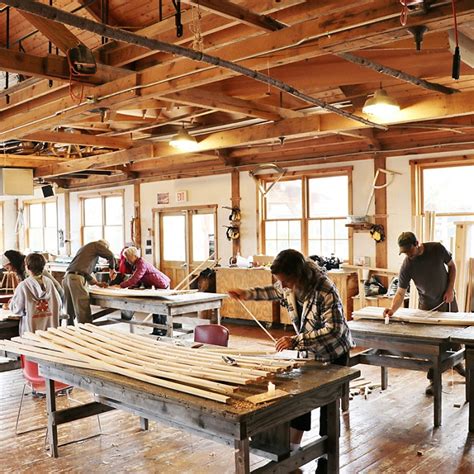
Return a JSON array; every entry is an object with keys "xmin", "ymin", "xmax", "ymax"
[
  {"xmin": 362, "ymin": 89, "xmax": 400, "ymax": 118},
  {"xmin": 169, "ymin": 126, "xmax": 198, "ymax": 151}
]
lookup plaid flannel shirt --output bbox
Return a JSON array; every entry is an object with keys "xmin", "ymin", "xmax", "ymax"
[{"xmin": 247, "ymin": 275, "xmax": 353, "ymax": 362}]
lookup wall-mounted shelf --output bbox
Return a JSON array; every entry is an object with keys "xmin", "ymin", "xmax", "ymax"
[{"xmin": 346, "ymin": 222, "xmax": 373, "ymax": 231}]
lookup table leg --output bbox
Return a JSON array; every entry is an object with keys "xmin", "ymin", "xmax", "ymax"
[
  {"xmin": 433, "ymin": 355, "xmax": 442, "ymax": 427},
  {"xmin": 326, "ymin": 399, "xmax": 340, "ymax": 473},
  {"xmin": 167, "ymin": 312, "xmax": 173, "ymax": 337},
  {"xmin": 466, "ymin": 346, "xmax": 474, "ymax": 432},
  {"xmin": 381, "ymin": 366, "xmax": 388, "ymax": 390},
  {"xmin": 45, "ymin": 378, "xmax": 59, "ymax": 457},
  {"xmin": 139, "ymin": 417, "xmax": 149, "ymax": 431},
  {"xmin": 234, "ymin": 438, "xmax": 250, "ymax": 474},
  {"xmin": 217, "ymin": 307, "xmax": 221, "ymax": 325}
]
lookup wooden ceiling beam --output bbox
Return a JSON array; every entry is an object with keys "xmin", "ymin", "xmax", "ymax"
[
  {"xmin": 0, "ymin": 154, "xmax": 66, "ymax": 168},
  {"xmin": 1, "ymin": 0, "xmax": 472, "ymax": 143},
  {"xmin": 24, "ymin": 130, "xmax": 132, "ymax": 149},
  {"xmin": 0, "ymin": 47, "xmax": 129, "ymax": 85},
  {"xmin": 15, "ymin": 9, "xmax": 79, "ymax": 54},
  {"xmin": 181, "ymin": 0, "xmax": 286, "ymax": 32},
  {"xmin": 161, "ymin": 89, "xmax": 302, "ymax": 121}
]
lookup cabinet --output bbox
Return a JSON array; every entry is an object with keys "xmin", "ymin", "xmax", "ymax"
[
  {"xmin": 215, "ymin": 267, "xmax": 279, "ymax": 323},
  {"xmin": 327, "ymin": 270, "xmax": 358, "ymax": 320}
]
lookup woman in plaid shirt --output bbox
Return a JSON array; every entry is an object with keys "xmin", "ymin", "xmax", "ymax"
[{"xmin": 229, "ymin": 249, "xmax": 353, "ymax": 471}]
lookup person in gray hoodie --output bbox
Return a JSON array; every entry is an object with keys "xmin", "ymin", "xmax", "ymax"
[{"xmin": 9, "ymin": 253, "xmax": 61, "ymax": 336}]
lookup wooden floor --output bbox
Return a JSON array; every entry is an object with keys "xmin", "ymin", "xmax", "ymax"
[{"xmin": 1, "ymin": 318, "xmax": 473, "ymax": 473}]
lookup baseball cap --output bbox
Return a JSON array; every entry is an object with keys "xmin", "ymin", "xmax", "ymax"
[{"xmin": 398, "ymin": 231, "xmax": 417, "ymax": 254}]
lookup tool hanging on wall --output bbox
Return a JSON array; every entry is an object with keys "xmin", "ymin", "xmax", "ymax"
[
  {"xmin": 224, "ymin": 226, "xmax": 240, "ymax": 241},
  {"xmin": 364, "ymin": 168, "xmax": 402, "ymax": 218},
  {"xmin": 223, "ymin": 206, "xmax": 241, "ymax": 222},
  {"xmin": 249, "ymin": 163, "xmax": 287, "ymax": 197},
  {"xmin": 370, "ymin": 224, "xmax": 386, "ymax": 243}
]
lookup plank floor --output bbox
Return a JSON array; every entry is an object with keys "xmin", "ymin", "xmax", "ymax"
[{"xmin": 0, "ymin": 317, "xmax": 473, "ymax": 473}]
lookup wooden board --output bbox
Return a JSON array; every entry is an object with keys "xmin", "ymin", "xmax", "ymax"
[
  {"xmin": 90, "ymin": 287, "xmax": 198, "ymax": 300},
  {"xmin": 246, "ymin": 388, "xmax": 289, "ymax": 404},
  {"xmin": 215, "ymin": 267, "xmax": 278, "ymax": 323},
  {"xmin": 353, "ymin": 306, "xmax": 474, "ymax": 326}
]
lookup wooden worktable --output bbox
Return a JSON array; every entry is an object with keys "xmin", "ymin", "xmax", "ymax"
[
  {"xmin": 39, "ymin": 360, "xmax": 359, "ymax": 473},
  {"xmin": 348, "ymin": 320, "xmax": 466, "ymax": 428},
  {"xmin": 90, "ymin": 291, "xmax": 227, "ymax": 336}
]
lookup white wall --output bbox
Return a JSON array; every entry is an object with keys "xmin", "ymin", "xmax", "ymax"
[
  {"xmin": 140, "ymin": 174, "xmax": 235, "ymax": 264},
  {"xmin": 2, "ymin": 152, "xmax": 467, "ymax": 269}
]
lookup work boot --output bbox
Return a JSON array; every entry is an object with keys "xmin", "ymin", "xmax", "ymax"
[
  {"xmin": 425, "ymin": 382, "xmax": 434, "ymax": 396},
  {"xmin": 454, "ymin": 363, "xmax": 466, "ymax": 377}
]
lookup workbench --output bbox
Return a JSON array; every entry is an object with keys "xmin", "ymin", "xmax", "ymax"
[
  {"xmin": 0, "ymin": 308, "xmax": 20, "ymax": 372},
  {"xmin": 89, "ymin": 291, "xmax": 227, "ymax": 337},
  {"xmin": 348, "ymin": 320, "xmax": 466, "ymax": 428},
  {"xmin": 451, "ymin": 326, "xmax": 474, "ymax": 432},
  {"xmin": 39, "ymin": 360, "xmax": 359, "ymax": 473}
]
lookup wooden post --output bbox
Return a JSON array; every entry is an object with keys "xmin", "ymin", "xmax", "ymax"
[
  {"xmin": 64, "ymin": 190, "xmax": 72, "ymax": 256},
  {"xmin": 374, "ymin": 156, "xmax": 388, "ymax": 287},
  {"xmin": 45, "ymin": 377, "xmax": 59, "ymax": 457},
  {"xmin": 133, "ymin": 182, "xmax": 142, "ymax": 248},
  {"xmin": 231, "ymin": 168, "xmax": 241, "ymax": 258}
]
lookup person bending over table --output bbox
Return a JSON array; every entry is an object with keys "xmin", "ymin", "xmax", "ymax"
[
  {"xmin": 9, "ymin": 253, "xmax": 61, "ymax": 336},
  {"xmin": 63, "ymin": 240, "xmax": 116, "ymax": 324},
  {"xmin": 114, "ymin": 246, "xmax": 170, "ymax": 336},
  {"xmin": 383, "ymin": 231, "xmax": 465, "ymax": 395},
  {"xmin": 228, "ymin": 248, "xmax": 353, "ymax": 473}
]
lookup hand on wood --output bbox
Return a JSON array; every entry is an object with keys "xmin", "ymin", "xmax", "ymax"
[
  {"xmin": 383, "ymin": 308, "xmax": 393, "ymax": 318},
  {"xmin": 443, "ymin": 288, "xmax": 454, "ymax": 304},
  {"xmin": 109, "ymin": 269, "xmax": 117, "ymax": 280},
  {"xmin": 228, "ymin": 288, "xmax": 248, "ymax": 300},
  {"xmin": 275, "ymin": 336, "xmax": 294, "ymax": 352}
]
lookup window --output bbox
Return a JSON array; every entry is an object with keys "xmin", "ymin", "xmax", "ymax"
[
  {"xmin": 414, "ymin": 160, "xmax": 474, "ymax": 252},
  {"xmin": 82, "ymin": 194, "xmax": 124, "ymax": 254},
  {"xmin": 25, "ymin": 199, "xmax": 58, "ymax": 254},
  {"xmin": 260, "ymin": 170, "xmax": 352, "ymax": 260}
]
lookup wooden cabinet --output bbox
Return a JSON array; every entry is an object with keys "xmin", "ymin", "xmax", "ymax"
[
  {"xmin": 327, "ymin": 270, "xmax": 358, "ymax": 320},
  {"xmin": 215, "ymin": 267, "xmax": 279, "ymax": 323}
]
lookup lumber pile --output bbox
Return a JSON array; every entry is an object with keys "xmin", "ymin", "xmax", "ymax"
[
  {"xmin": 90, "ymin": 287, "xmax": 198, "ymax": 299},
  {"xmin": 353, "ymin": 306, "xmax": 474, "ymax": 326},
  {"xmin": 0, "ymin": 325, "xmax": 301, "ymax": 404}
]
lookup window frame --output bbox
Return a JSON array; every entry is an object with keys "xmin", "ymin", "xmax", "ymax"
[
  {"xmin": 80, "ymin": 191, "xmax": 125, "ymax": 252},
  {"xmin": 258, "ymin": 167, "xmax": 353, "ymax": 261},
  {"xmin": 24, "ymin": 197, "xmax": 58, "ymax": 254},
  {"xmin": 411, "ymin": 157, "xmax": 474, "ymax": 249}
]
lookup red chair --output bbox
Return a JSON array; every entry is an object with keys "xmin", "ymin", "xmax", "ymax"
[
  {"xmin": 194, "ymin": 324, "xmax": 229, "ymax": 347},
  {"xmin": 15, "ymin": 356, "xmax": 71, "ymax": 435}
]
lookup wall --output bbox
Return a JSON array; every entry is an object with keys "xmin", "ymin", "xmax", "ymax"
[{"xmin": 1, "ymin": 151, "xmax": 469, "ymax": 271}]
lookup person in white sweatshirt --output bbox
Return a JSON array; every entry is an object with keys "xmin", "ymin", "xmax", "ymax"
[{"xmin": 9, "ymin": 253, "xmax": 62, "ymax": 336}]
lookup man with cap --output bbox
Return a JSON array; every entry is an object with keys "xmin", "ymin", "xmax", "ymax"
[
  {"xmin": 384, "ymin": 231, "xmax": 464, "ymax": 394},
  {"xmin": 63, "ymin": 240, "xmax": 116, "ymax": 324}
]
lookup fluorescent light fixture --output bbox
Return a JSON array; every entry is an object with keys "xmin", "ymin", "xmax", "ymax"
[
  {"xmin": 362, "ymin": 89, "xmax": 400, "ymax": 118},
  {"xmin": 169, "ymin": 127, "xmax": 198, "ymax": 151}
]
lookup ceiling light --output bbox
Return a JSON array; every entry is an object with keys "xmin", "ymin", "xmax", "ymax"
[
  {"xmin": 169, "ymin": 127, "xmax": 198, "ymax": 151},
  {"xmin": 362, "ymin": 89, "xmax": 400, "ymax": 119}
]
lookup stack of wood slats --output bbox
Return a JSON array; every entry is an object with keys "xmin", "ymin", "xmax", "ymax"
[{"xmin": 0, "ymin": 324, "xmax": 301, "ymax": 404}]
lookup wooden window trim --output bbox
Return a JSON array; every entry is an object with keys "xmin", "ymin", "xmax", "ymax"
[
  {"xmin": 80, "ymin": 192, "xmax": 125, "ymax": 248},
  {"xmin": 258, "ymin": 168, "xmax": 353, "ymax": 260}
]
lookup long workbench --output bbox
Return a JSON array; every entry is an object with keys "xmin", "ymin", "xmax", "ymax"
[
  {"xmin": 89, "ymin": 291, "xmax": 227, "ymax": 337},
  {"xmin": 348, "ymin": 320, "xmax": 468, "ymax": 428},
  {"xmin": 39, "ymin": 360, "xmax": 359, "ymax": 473}
]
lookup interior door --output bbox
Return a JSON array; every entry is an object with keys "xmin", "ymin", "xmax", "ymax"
[
  {"xmin": 157, "ymin": 211, "xmax": 188, "ymax": 288},
  {"xmin": 154, "ymin": 206, "xmax": 217, "ymax": 289}
]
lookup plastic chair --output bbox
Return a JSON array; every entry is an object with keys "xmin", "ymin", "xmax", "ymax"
[
  {"xmin": 15, "ymin": 356, "xmax": 102, "ymax": 445},
  {"xmin": 194, "ymin": 324, "xmax": 229, "ymax": 347},
  {"xmin": 15, "ymin": 356, "xmax": 72, "ymax": 435}
]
